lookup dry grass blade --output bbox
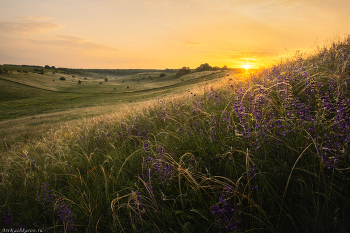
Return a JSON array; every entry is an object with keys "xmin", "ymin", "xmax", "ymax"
[{"xmin": 278, "ymin": 143, "xmax": 312, "ymax": 226}]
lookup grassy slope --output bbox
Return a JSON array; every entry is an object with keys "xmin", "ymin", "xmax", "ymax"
[
  {"xmin": 0, "ymin": 69, "xmax": 229, "ymax": 152},
  {"xmin": 0, "ymin": 70, "xmax": 227, "ymax": 120},
  {"xmin": 1, "ymin": 37, "xmax": 350, "ymax": 232}
]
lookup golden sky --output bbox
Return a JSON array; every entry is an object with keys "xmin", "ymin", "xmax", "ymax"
[{"xmin": 1, "ymin": 0, "xmax": 350, "ymax": 69}]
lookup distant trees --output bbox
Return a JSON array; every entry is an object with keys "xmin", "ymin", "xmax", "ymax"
[
  {"xmin": 176, "ymin": 67, "xmax": 191, "ymax": 77},
  {"xmin": 195, "ymin": 63, "xmax": 212, "ymax": 72},
  {"xmin": 194, "ymin": 64, "xmax": 228, "ymax": 72}
]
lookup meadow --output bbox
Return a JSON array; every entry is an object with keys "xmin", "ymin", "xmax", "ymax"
[
  {"xmin": 0, "ymin": 68, "xmax": 228, "ymax": 152},
  {"xmin": 0, "ymin": 36, "xmax": 350, "ymax": 232}
]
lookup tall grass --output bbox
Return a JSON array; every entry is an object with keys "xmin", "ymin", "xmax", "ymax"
[{"xmin": 1, "ymin": 35, "xmax": 350, "ymax": 232}]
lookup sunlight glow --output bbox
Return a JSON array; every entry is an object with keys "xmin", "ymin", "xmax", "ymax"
[{"xmin": 244, "ymin": 64, "xmax": 250, "ymax": 70}]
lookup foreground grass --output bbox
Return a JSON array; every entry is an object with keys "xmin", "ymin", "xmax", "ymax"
[{"xmin": 1, "ymin": 36, "xmax": 350, "ymax": 232}]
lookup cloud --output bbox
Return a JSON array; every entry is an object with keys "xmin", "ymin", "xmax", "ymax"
[
  {"xmin": 22, "ymin": 16, "xmax": 51, "ymax": 22},
  {"xmin": 229, "ymin": 51, "xmax": 277, "ymax": 59},
  {"xmin": 0, "ymin": 19, "xmax": 62, "ymax": 35},
  {"xmin": 181, "ymin": 41, "xmax": 206, "ymax": 46},
  {"xmin": 30, "ymin": 35, "xmax": 119, "ymax": 51}
]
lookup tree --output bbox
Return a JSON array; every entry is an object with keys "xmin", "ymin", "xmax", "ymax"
[
  {"xmin": 160, "ymin": 73, "xmax": 166, "ymax": 77},
  {"xmin": 195, "ymin": 63, "xmax": 212, "ymax": 72},
  {"xmin": 222, "ymin": 65, "xmax": 228, "ymax": 70},
  {"xmin": 176, "ymin": 67, "xmax": 191, "ymax": 77},
  {"xmin": 105, "ymin": 78, "xmax": 108, "ymax": 82}
]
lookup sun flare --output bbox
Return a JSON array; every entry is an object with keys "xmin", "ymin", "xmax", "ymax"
[{"xmin": 244, "ymin": 64, "xmax": 250, "ymax": 70}]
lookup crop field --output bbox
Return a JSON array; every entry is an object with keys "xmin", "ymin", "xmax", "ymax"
[{"xmin": 1, "ymin": 37, "xmax": 350, "ymax": 232}]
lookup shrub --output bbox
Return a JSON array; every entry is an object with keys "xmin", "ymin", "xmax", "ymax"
[
  {"xmin": 105, "ymin": 78, "xmax": 108, "ymax": 82},
  {"xmin": 195, "ymin": 63, "xmax": 212, "ymax": 72},
  {"xmin": 59, "ymin": 77, "xmax": 66, "ymax": 80},
  {"xmin": 160, "ymin": 73, "xmax": 166, "ymax": 77},
  {"xmin": 78, "ymin": 80, "xmax": 82, "ymax": 84},
  {"xmin": 176, "ymin": 67, "xmax": 191, "ymax": 77}
]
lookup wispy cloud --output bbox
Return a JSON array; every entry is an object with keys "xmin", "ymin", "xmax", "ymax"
[
  {"xmin": 0, "ymin": 18, "xmax": 62, "ymax": 35},
  {"xmin": 29, "ymin": 35, "xmax": 119, "ymax": 51},
  {"xmin": 181, "ymin": 41, "xmax": 206, "ymax": 46},
  {"xmin": 229, "ymin": 51, "xmax": 277, "ymax": 59}
]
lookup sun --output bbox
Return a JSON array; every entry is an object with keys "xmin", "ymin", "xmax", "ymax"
[{"xmin": 244, "ymin": 64, "xmax": 250, "ymax": 70}]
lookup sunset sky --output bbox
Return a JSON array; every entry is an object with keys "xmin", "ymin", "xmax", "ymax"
[{"xmin": 1, "ymin": 0, "xmax": 350, "ymax": 69}]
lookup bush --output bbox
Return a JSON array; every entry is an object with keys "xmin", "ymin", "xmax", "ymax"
[
  {"xmin": 176, "ymin": 67, "xmax": 191, "ymax": 77},
  {"xmin": 78, "ymin": 80, "xmax": 82, "ymax": 84},
  {"xmin": 105, "ymin": 78, "xmax": 108, "ymax": 82},
  {"xmin": 195, "ymin": 63, "xmax": 212, "ymax": 72},
  {"xmin": 160, "ymin": 73, "xmax": 166, "ymax": 77},
  {"xmin": 59, "ymin": 77, "xmax": 66, "ymax": 80}
]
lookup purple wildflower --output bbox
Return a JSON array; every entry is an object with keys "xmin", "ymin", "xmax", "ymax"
[
  {"xmin": 2, "ymin": 208, "xmax": 13, "ymax": 228},
  {"xmin": 56, "ymin": 199, "xmax": 76, "ymax": 232}
]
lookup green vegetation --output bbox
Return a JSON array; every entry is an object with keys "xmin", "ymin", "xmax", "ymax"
[
  {"xmin": 176, "ymin": 67, "xmax": 191, "ymax": 77},
  {"xmin": 1, "ymin": 36, "xmax": 350, "ymax": 232}
]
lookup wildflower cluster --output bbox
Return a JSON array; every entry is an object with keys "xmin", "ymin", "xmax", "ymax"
[
  {"xmin": 141, "ymin": 142, "xmax": 174, "ymax": 184},
  {"xmin": 2, "ymin": 208, "xmax": 13, "ymax": 228},
  {"xmin": 117, "ymin": 120, "xmax": 149, "ymax": 143},
  {"xmin": 55, "ymin": 199, "xmax": 76, "ymax": 232},
  {"xmin": 36, "ymin": 182, "xmax": 76, "ymax": 232},
  {"xmin": 212, "ymin": 186, "xmax": 243, "ymax": 232}
]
